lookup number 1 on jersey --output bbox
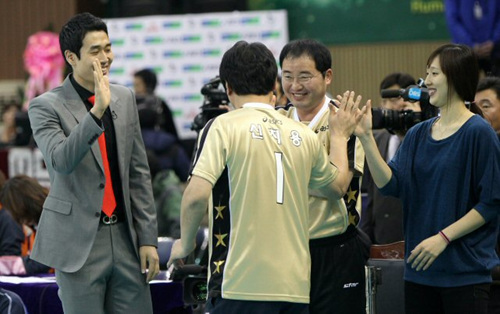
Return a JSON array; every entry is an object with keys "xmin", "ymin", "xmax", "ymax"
[{"xmin": 275, "ymin": 152, "xmax": 284, "ymax": 204}]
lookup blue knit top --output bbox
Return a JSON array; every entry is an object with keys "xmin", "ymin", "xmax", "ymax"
[{"xmin": 380, "ymin": 115, "xmax": 500, "ymax": 287}]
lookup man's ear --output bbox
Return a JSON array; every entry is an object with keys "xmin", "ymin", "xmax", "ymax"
[
  {"xmin": 225, "ymin": 82, "xmax": 233, "ymax": 96},
  {"xmin": 324, "ymin": 68, "xmax": 333, "ymax": 85},
  {"xmin": 64, "ymin": 50, "xmax": 76, "ymax": 66}
]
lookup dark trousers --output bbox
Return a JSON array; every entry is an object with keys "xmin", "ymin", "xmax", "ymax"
[
  {"xmin": 205, "ymin": 297, "xmax": 308, "ymax": 314},
  {"xmin": 309, "ymin": 226, "xmax": 370, "ymax": 314},
  {"xmin": 405, "ymin": 281, "xmax": 490, "ymax": 314},
  {"xmin": 489, "ymin": 283, "xmax": 500, "ymax": 314}
]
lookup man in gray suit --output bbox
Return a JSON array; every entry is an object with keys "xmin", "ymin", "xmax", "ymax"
[{"xmin": 28, "ymin": 12, "xmax": 159, "ymax": 314}]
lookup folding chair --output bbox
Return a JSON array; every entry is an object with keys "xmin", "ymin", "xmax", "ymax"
[{"xmin": 366, "ymin": 241, "xmax": 405, "ymax": 314}]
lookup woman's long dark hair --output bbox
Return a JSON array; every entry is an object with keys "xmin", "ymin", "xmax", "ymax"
[
  {"xmin": 0, "ymin": 175, "xmax": 47, "ymax": 225},
  {"xmin": 427, "ymin": 44, "xmax": 483, "ymax": 116}
]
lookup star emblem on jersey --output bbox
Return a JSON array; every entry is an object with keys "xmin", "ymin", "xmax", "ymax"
[
  {"xmin": 214, "ymin": 233, "xmax": 228, "ymax": 247},
  {"xmin": 346, "ymin": 186, "xmax": 357, "ymax": 203},
  {"xmin": 348, "ymin": 211, "xmax": 358, "ymax": 226},
  {"xmin": 213, "ymin": 260, "xmax": 225, "ymax": 274},
  {"xmin": 215, "ymin": 205, "xmax": 226, "ymax": 219}
]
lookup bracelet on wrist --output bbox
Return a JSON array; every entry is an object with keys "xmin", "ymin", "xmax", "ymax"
[{"xmin": 439, "ymin": 230, "xmax": 451, "ymax": 245}]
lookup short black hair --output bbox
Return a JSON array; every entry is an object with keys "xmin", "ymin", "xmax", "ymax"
[
  {"xmin": 219, "ymin": 41, "xmax": 277, "ymax": 95},
  {"xmin": 134, "ymin": 69, "xmax": 158, "ymax": 93},
  {"xmin": 380, "ymin": 72, "xmax": 416, "ymax": 90},
  {"xmin": 59, "ymin": 12, "xmax": 108, "ymax": 66},
  {"xmin": 138, "ymin": 108, "xmax": 159, "ymax": 129},
  {"xmin": 279, "ymin": 39, "xmax": 331, "ymax": 76},
  {"xmin": 477, "ymin": 76, "xmax": 500, "ymax": 99}
]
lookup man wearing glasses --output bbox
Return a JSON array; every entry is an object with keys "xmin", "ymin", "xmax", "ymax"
[{"xmin": 278, "ymin": 39, "xmax": 370, "ymax": 314}]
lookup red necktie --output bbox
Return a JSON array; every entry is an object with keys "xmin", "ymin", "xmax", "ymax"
[{"xmin": 88, "ymin": 95, "xmax": 116, "ymax": 217}]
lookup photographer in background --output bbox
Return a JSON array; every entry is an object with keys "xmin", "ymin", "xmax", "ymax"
[
  {"xmin": 134, "ymin": 68, "xmax": 179, "ymax": 140},
  {"xmin": 360, "ymin": 72, "xmax": 421, "ymax": 244}
]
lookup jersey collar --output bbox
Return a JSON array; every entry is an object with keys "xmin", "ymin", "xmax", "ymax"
[
  {"xmin": 292, "ymin": 96, "xmax": 331, "ymax": 130},
  {"xmin": 242, "ymin": 102, "xmax": 274, "ymax": 110}
]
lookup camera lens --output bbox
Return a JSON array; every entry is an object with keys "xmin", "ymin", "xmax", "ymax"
[
  {"xmin": 193, "ymin": 281, "xmax": 208, "ymax": 302},
  {"xmin": 371, "ymin": 109, "xmax": 424, "ymax": 132}
]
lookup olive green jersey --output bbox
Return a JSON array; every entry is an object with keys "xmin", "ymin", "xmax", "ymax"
[
  {"xmin": 192, "ymin": 103, "xmax": 338, "ymax": 303},
  {"xmin": 279, "ymin": 96, "xmax": 365, "ymax": 239}
]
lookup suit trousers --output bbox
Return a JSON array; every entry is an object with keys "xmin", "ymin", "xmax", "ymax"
[{"xmin": 55, "ymin": 222, "xmax": 153, "ymax": 314}]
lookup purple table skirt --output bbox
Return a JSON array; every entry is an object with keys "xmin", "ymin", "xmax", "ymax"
[{"xmin": 0, "ymin": 276, "xmax": 192, "ymax": 314}]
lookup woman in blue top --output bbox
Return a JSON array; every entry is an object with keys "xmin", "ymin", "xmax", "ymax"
[{"xmin": 356, "ymin": 44, "xmax": 500, "ymax": 313}]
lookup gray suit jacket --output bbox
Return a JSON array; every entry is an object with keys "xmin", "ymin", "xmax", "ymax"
[{"xmin": 28, "ymin": 77, "xmax": 157, "ymax": 272}]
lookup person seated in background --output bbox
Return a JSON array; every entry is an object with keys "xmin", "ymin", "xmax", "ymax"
[
  {"xmin": 138, "ymin": 107, "xmax": 190, "ymax": 238},
  {"xmin": 475, "ymin": 76, "xmax": 500, "ymax": 314},
  {"xmin": 360, "ymin": 72, "xmax": 421, "ymax": 245},
  {"xmin": 0, "ymin": 288, "xmax": 27, "ymax": 314},
  {"xmin": 138, "ymin": 107, "xmax": 190, "ymax": 183},
  {"xmin": 475, "ymin": 76, "xmax": 500, "ymax": 140},
  {"xmin": 134, "ymin": 68, "xmax": 179, "ymax": 140},
  {"xmin": 0, "ymin": 103, "xmax": 33, "ymax": 148},
  {"xmin": 0, "ymin": 103, "xmax": 19, "ymax": 147},
  {"xmin": 0, "ymin": 175, "xmax": 52, "ymax": 275},
  {"xmin": 0, "ymin": 170, "xmax": 24, "ymax": 257}
]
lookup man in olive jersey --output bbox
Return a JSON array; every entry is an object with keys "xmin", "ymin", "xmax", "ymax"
[
  {"xmin": 279, "ymin": 39, "xmax": 370, "ymax": 314},
  {"xmin": 168, "ymin": 41, "xmax": 365, "ymax": 313}
]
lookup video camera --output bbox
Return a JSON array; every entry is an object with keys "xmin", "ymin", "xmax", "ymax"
[
  {"xmin": 170, "ymin": 264, "xmax": 208, "ymax": 305},
  {"xmin": 372, "ymin": 79, "xmax": 438, "ymax": 132},
  {"xmin": 191, "ymin": 76, "xmax": 230, "ymax": 132}
]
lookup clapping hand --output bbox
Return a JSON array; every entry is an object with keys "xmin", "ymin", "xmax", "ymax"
[
  {"xmin": 91, "ymin": 59, "xmax": 111, "ymax": 118},
  {"xmin": 351, "ymin": 98, "xmax": 372, "ymax": 139},
  {"xmin": 329, "ymin": 91, "xmax": 369, "ymax": 140}
]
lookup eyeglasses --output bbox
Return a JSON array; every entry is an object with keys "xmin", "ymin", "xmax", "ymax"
[{"xmin": 282, "ymin": 72, "xmax": 323, "ymax": 84}]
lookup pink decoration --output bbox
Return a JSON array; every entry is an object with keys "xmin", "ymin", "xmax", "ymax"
[
  {"xmin": 0, "ymin": 256, "xmax": 26, "ymax": 275},
  {"xmin": 23, "ymin": 31, "xmax": 65, "ymax": 109}
]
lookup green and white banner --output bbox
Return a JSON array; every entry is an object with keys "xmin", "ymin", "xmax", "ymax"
[{"xmin": 106, "ymin": 10, "xmax": 288, "ymax": 139}]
